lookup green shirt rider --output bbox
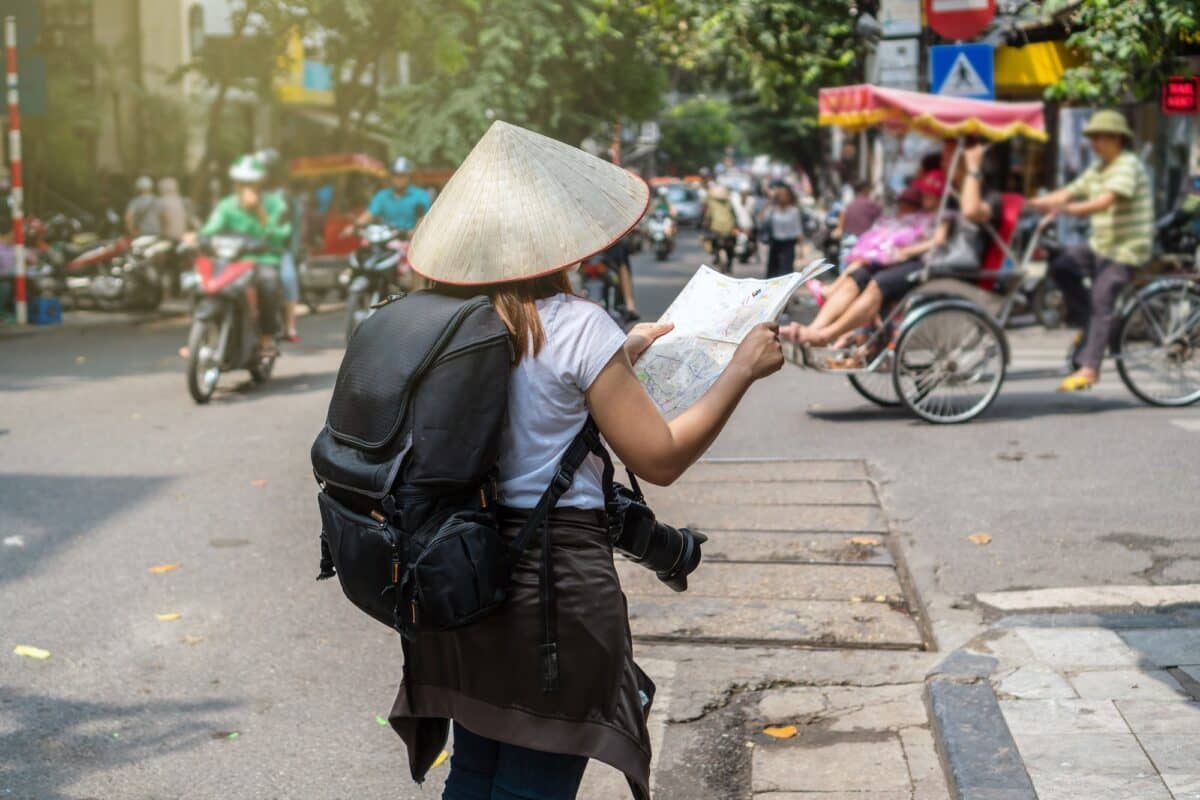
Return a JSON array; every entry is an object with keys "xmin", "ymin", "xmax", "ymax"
[{"xmin": 198, "ymin": 155, "xmax": 292, "ymax": 355}]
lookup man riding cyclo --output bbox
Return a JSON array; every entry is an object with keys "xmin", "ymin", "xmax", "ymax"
[
  {"xmin": 783, "ymin": 140, "xmax": 999, "ymax": 366},
  {"xmin": 348, "ymin": 156, "xmax": 431, "ymax": 238},
  {"xmin": 199, "ymin": 154, "xmax": 292, "ymax": 356},
  {"xmin": 1028, "ymin": 110, "xmax": 1153, "ymax": 392}
]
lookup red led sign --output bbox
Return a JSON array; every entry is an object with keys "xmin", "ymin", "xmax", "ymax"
[{"xmin": 1162, "ymin": 76, "xmax": 1199, "ymax": 114}]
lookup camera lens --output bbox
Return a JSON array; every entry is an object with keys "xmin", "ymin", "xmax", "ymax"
[{"xmin": 610, "ymin": 486, "xmax": 708, "ymax": 592}]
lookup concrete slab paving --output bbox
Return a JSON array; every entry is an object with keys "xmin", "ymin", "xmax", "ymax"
[
  {"xmin": 677, "ymin": 460, "xmax": 870, "ymax": 483},
  {"xmin": 993, "ymin": 665, "xmax": 1077, "ymax": 700},
  {"xmin": 899, "ymin": 726, "xmax": 951, "ymax": 800},
  {"xmin": 1012, "ymin": 627, "xmax": 1142, "ymax": 669},
  {"xmin": 976, "ymin": 584, "xmax": 1200, "ymax": 611},
  {"xmin": 1068, "ymin": 668, "xmax": 1190, "ymax": 701},
  {"xmin": 617, "ymin": 561, "xmax": 905, "ymax": 602},
  {"xmin": 753, "ymin": 793, "xmax": 909, "ymax": 799},
  {"xmin": 642, "ymin": 480, "xmax": 878, "ymax": 506},
  {"xmin": 699, "ymin": 530, "xmax": 894, "ymax": 566},
  {"xmin": 1119, "ymin": 628, "xmax": 1200, "ymax": 668},
  {"xmin": 758, "ymin": 684, "xmax": 927, "ymax": 732},
  {"xmin": 752, "ymin": 736, "xmax": 910, "ymax": 794},
  {"xmin": 999, "ymin": 698, "xmax": 1129, "ymax": 734},
  {"xmin": 626, "ymin": 596, "xmax": 924, "ymax": 647},
  {"xmin": 1137, "ymin": 735, "xmax": 1200, "ymax": 799},
  {"xmin": 1113, "ymin": 700, "xmax": 1200, "ymax": 734},
  {"xmin": 643, "ymin": 501, "xmax": 889, "ymax": 532}
]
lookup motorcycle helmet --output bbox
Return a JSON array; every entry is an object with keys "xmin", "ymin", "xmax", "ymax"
[
  {"xmin": 391, "ymin": 156, "xmax": 413, "ymax": 175},
  {"xmin": 229, "ymin": 155, "xmax": 267, "ymax": 184},
  {"xmin": 656, "ymin": 186, "xmax": 669, "ymax": 197}
]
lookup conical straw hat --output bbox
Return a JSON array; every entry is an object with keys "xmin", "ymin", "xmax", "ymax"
[{"xmin": 408, "ymin": 121, "xmax": 649, "ymax": 285}]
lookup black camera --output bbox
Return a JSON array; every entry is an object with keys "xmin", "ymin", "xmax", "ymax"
[{"xmin": 607, "ymin": 481, "xmax": 707, "ymax": 592}]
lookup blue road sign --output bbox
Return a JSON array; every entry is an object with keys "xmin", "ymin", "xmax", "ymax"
[{"xmin": 930, "ymin": 43, "xmax": 994, "ymax": 101}]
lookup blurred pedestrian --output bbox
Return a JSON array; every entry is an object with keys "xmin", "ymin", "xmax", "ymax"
[
  {"xmin": 158, "ymin": 177, "xmax": 195, "ymax": 295},
  {"xmin": 125, "ymin": 176, "xmax": 161, "ymax": 237},
  {"xmin": 759, "ymin": 183, "xmax": 803, "ymax": 278},
  {"xmin": 832, "ymin": 180, "xmax": 882, "ymax": 239},
  {"xmin": 157, "ymin": 177, "xmax": 195, "ymax": 240},
  {"xmin": 1028, "ymin": 110, "xmax": 1152, "ymax": 392},
  {"xmin": 257, "ymin": 149, "xmax": 301, "ymax": 342}
]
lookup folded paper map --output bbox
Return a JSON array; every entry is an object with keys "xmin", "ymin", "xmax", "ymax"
[{"xmin": 636, "ymin": 260, "xmax": 831, "ymax": 415}]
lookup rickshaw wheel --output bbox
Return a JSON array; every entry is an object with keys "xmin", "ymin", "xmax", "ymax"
[
  {"xmin": 1115, "ymin": 283, "xmax": 1200, "ymax": 407},
  {"xmin": 892, "ymin": 304, "xmax": 1006, "ymax": 424},
  {"xmin": 847, "ymin": 372, "xmax": 900, "ymax": 407}
]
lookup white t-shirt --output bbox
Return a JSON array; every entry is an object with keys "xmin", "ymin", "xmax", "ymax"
[{"xmin": 497, "ymin": 293, "xmax": 627, "ymax": 510}]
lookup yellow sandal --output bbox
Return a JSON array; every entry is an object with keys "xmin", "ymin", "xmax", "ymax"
[{"xmin": 1057, "ymin": 373, "xmax": 1097, "ymax": 392}]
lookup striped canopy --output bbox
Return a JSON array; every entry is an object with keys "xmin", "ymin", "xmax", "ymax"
[{"xmin": 818, "ymin": 84, "xmax": 1047, "ymax": 143}]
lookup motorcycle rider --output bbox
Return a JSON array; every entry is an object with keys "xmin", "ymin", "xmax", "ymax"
[
  {"xmin": 348, "ymin": 156, "xmax": 430, "ymax": 237},
  {"xmin": 198, "ymin": 155, "xmax": 290, "ymax": 356},
  {"xmin": 256, "ymin": 148, "xmax": 301, "ymax": 342}
]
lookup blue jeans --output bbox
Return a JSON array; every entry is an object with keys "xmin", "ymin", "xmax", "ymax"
[
  {"xmin": 279, "ymin": 250, "xmax": 300, "ymax": 303},
  {"xmin": 442, "ymin": 721, "xmax": 588, "ymax": 800}
]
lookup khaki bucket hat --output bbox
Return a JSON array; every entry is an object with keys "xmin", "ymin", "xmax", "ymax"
[
  {"xmin": 1082, "ymin": 110, "xmax": 1134, "ymax": 140},
  {"xmin": 408, "ymin": 121, "xmax": 650, "ymax": 286}
]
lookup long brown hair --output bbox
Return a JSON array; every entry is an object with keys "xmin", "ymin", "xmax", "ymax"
[{"xmin": 427, "ymin": 269, "xmax": 575, "ymax": 361}]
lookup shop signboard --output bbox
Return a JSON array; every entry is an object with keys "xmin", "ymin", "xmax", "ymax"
[
  {"xmin": 880, "ymin": 0, "xmax": 921, "ymax": 39},
  {"xmin": 874, "ymin": 38, "xmax": 921, "ymax": 91},
  {"xmin": 1162, "ymin": 76, "xmax": 1199, "ymax": 115}
]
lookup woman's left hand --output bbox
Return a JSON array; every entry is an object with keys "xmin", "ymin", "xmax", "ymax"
[{"xmin": 624, "ymin": 322, "xmax": 674, "ymax": 365}]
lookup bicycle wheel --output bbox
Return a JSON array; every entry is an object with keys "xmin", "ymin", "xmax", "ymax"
[
  {"xmin": 1033, "ymin": 276, "xmax": 1066, "ymax": 329},
  {"xmin": 892, "ymin": 305, "xmax": 1006, "ymax": 424},
  {"xmin": 848, "ymin": 369, "xmax": 900, "ymax": 407},
  {"xmin": 1115, "ymin": 283, "xmax": 1200, "ymax": 407}
]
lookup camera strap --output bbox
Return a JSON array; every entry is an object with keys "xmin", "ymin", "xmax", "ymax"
[{"xmin": 509, "ymin": 417, "xmax": 607, "ymax": 693}]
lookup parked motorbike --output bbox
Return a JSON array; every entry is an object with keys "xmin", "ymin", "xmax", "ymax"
[
  {"xmin": 343, "ymin": 223, "xmax": 408, "ymax": 343},
  {"xmin": 180, "ymin": 235, "xmax": 279, "ymax": 404},
  {"xmin": 580, "ymin": 250, "xmax": 633, "ymax": 326},
  {"xmin": 646, "ymin": 210, "xmax": 675, "ymax": 261},
  {"xmin": 83, "ymin": 234, "xmax": 167, "ymax": 311}
]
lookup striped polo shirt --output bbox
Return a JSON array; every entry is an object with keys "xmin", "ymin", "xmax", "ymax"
[{"xmin": 1067, "ymin": 150, "xmax": 1153, "ymax": 266}]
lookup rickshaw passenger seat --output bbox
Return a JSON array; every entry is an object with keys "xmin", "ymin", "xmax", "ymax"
[{"xmin": 979, "ymin": 193, "xmax": 1025, "ymax": 291}]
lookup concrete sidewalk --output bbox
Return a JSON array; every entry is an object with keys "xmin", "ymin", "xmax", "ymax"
[{"xmin": 927, "ymin": 594, "xmax": 1200, "ymax": 800}]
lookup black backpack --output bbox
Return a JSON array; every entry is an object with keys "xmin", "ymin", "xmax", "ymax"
[{"xmin": 311, "ymin": 290, "xmax": 601, "ymax": 690}]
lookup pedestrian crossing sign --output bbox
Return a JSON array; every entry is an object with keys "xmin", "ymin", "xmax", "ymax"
[{"xmin": 930, "ymin": 43, "xmax": 994, "ymax": 101}]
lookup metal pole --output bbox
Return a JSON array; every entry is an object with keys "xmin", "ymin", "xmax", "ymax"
[{"xmin": 6, "ymin": 16, "xmax": 25, "ymax": 325}]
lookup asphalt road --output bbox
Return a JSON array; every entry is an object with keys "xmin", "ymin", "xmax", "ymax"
[{"xmin": 2, "ymin": 229, "xmax": 1198, "ymax": 798}]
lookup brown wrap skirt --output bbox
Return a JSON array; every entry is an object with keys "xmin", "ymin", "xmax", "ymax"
[{"xmin": 389, "ymin": 507, "xmax": 655, "ymax": 799}]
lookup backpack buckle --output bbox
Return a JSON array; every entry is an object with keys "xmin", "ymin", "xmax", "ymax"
[{"xmin": 551, "ymin": 467, "xmax": 573, "ymax": 495}]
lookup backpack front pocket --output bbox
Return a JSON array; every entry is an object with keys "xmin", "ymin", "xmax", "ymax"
[{"xmin": 317, "ymin": 491, "xmax": 400, "ymax": 628}]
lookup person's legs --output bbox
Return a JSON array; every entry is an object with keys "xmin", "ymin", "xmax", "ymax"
[
  {"xmin": 809, "ymin": 282, "xmax": 885, "ymax": 346},
  {"xmin": 617, "ymin": 262, "xmax": 637, "ymax": 317},
  {"xmin": 254, "ymin": 264, "xmax": 282, "ymax": 348},
  {"xmin": 491, "ymin": 737, "xmax": 589, "ymax": 800},
  {"xmin": 443, "ymin": 722, "xmax": 499, "ymax": 800},
  {"xmin": 777, "ymin": 238, "xmax": 797, "ymax": 277},
  {"xmin": 806, "ymin": 258, "xmax": 919, "ymax": 346},
  {"xmin": 1048, "ymin": 245, "xmax": 1094, "ymax": 330},
  {"xmin": 1075, "ymin": 258, "xmax": 1132, "ymax": 374},
  {"xmin": 279, "ymin": 250, "xmax": 300, "ymax": 339}
]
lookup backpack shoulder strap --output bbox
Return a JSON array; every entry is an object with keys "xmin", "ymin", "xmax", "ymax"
[{"xmin": 508, "ymin": 417, "xmax": 611, "ymax": 693}]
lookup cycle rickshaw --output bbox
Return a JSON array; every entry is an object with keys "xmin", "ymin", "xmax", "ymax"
[{"xmin": 790, "ymin": 85, "xmax": 1200, "ymax": 423}]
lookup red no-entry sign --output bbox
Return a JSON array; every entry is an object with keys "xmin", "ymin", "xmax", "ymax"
[{"xmin": 925, "ymin": 0, "xmax": 996, "ymax": 41}]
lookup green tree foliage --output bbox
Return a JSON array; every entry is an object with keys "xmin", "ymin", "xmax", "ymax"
[
  {"xmin": 383, "ymin": 0, "xmax": 665, "ymax": 165},
  {"xmin": 638, "ymin": 0, "xmax": 860, "ymax": 167},
  {"xmin": 656, "ymin": 97, "xmax": 738, "ymax": 173},
  {"xmin": 1045, "ymin": 0, "xmax": 1200, "ymax": 103}
]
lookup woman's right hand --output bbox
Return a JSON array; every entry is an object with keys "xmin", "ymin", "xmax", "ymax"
[{"xmin": 732, "ymin": 322, "xmax": 784, "ymax": 380}]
